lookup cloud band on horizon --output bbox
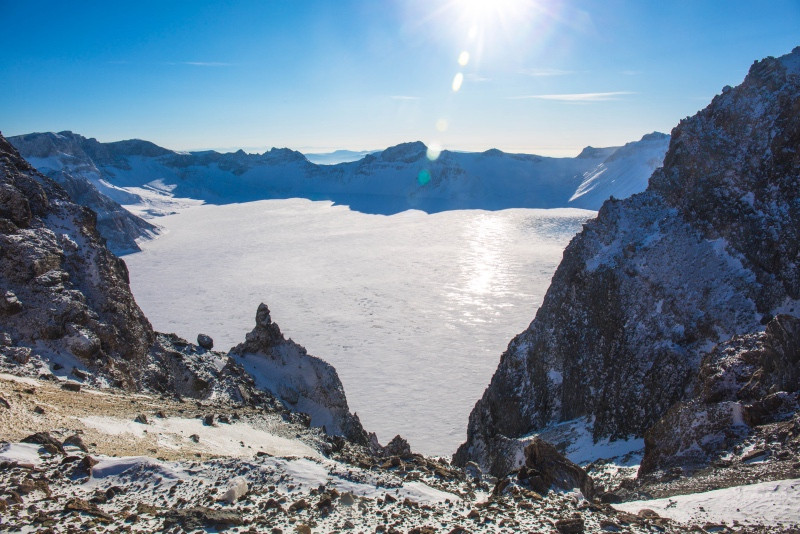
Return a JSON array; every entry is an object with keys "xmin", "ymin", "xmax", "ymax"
[{"xmin": 510, "ymin": 91, "xmax": 636, "ymax": 102}]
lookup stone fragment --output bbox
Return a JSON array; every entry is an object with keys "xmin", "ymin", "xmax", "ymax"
[
  {"xmin": 163, "ymin": 506, "xmax": 243, "ymax": 531},
  {"xmin": 518, "ymin": 437, "xmax": 594, "ymax": 499},
  {"xmin": 21, "ymin": 432, "xmax": 65, "ymax": 455},
  {"xmin": 555, "ymin": 516, "xmax": 584, "ymax": 534}
]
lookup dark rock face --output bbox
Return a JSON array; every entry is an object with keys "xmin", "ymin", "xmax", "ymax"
[
  {"xmin": 648, "ymin": 54, "xmax": 800, "ymax": 312},
  {"xmin": 640, "ymin": 314, "xmax": 800, "ymax": 475},
  {"xmin": 455, "ymin": 48, "xmax": 800, "ymax": 476},
  {"xmin": 0, "ymin": 133, "xmax": 154, "ymax": 388},
  {"xmin": 230, "ymin": 303, "xmax": 369, "ymax": 445}
]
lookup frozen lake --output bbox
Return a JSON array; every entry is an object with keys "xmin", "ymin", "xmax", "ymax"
[{"xmin": 124, "ymin": 199, "xmax": 594, "ymax": 455}]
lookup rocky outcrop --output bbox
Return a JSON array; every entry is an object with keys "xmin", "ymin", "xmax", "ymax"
[
  {"xmin": 517, "ymin": 438, "xmax": 594, "ymax": 499},
  {"xmin": 640, "ymin": 314, "xmax": 800, "ymax": 475},
  {"xmin": 230, "ymin": 303, "xmax": 369, "ymax": 444},
  {"xmin": 455, "ymin": 47, "xmax": 800, "ymax": 476},
  {"xmin": 0, "ymin": 133, "xmax": 155, "ymax": 388}
]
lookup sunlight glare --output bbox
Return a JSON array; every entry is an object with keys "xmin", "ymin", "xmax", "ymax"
[
  {"xmin": 457, "ymin": 0, "xmax": 530, "ymax": 23},
  {"xmin": 426, "ymin": 143, "xmax": 442, "ymax": 160},
  {"xmin": 439, "ymin": 0, "xmax": 546, "ymax": 65}
]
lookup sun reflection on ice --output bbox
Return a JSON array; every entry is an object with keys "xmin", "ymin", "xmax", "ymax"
[
  {"xmin": 463, "ymin": 213, "xmax": 509, "ymax": 294},
  {"xmin": 444, "ymin": 212, "xmax": 517, "ymax": 327}
]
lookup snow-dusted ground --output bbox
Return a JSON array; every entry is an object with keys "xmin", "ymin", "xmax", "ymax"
[
  {"xmin": 79, "ymin": 415, "xmax": 322, "ymax": 458},
  {"xmin": 123, "ymin": 199, "xmax": 594, "ymax": 455},
  {"xmin": 614, "ymin": 478, "xmax": 800, "ymax": 528}
]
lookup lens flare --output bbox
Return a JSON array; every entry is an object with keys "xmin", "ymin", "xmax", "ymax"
[
  {"xmin": 452, "ymin": 72, "xmax": 464, "ymax": 92},
  {"xmin": 436, "ymin": 118, "xmax": 449, "ymax": 132},
  {"xmin": 417, "ymin": 169, "xmax": 432, "ymax": 185},
  {"xmin": 458, "ymin": 51, "xmax": 470, "ymax": 66}
]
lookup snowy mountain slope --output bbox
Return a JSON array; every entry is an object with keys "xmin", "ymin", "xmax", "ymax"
[
  {"xmin": 455, "ymin": 45, "xmax": 800, "ymax": 488},
  {"xmin": 10, "ymin": 131, "xmax": 669, "ymax": 218},
  {"xmin": 45, "ymin": 170, "xmax": 158, "ymax": 254},
  {"xmin": 569, "ymin": 132, "xmax": 670, "ymax": 209},
  {"xmin": 304, "ymin": 149, "xmax": 378, "ymax": 165},
  {"xmin": 7, "ymin": 132, "xmax": 158, "ymax": 254}
]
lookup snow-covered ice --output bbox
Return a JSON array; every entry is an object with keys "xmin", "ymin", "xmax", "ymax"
[{"xmin": 123, "ymin": 198, "xmax": 594, "ymax": 455}]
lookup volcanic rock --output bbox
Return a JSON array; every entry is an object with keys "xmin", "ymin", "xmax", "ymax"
[
  {"xmin": 517, "ymin": 437, "xmax": 594, "ymax": 499},
  {"xmin": 197, "ymin": 333, "xmax": 214, "ymax": 350}
]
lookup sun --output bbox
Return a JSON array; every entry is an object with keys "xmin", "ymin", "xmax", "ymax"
[
  {"xmin": 457, "ymin": 0, "xmax": 530, "ymax": 23},
  {"xmin": 453, "ymin": 0, "xmax": 535, "ymax": 35}
]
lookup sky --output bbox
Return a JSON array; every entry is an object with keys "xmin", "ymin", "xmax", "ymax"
[{"xmin": 1, "ymin": 1, "xmax": 798, "ymax": 156}]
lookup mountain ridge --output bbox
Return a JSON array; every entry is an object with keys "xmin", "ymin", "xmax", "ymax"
[{"xmin": 10, "ymin": 130, "xmax": 670, "ymax": 224}]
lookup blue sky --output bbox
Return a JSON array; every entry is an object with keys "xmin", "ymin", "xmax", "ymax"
[{"xmin": 1, "ymin": 0, "xmax": 798, "ymax": 156}]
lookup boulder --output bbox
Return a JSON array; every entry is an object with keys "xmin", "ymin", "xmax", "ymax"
[
  {"xmin": 517, "ymin": 438, "xmax": 594, "ymax": 499},
  {"xmin": 197, "ymin": 333, "xmax": 213, "ymax": 350}
]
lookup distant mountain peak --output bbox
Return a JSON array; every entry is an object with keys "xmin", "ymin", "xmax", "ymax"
[
  {"xmin": 263, "ymin": 147, "xmax": 309, "ymax": 164},
  {"xmin": 639, "ymin": 131, "xmax": 669, "ymax": 142},
  {"xmin": 576, "ymin": 145, "xmax": 617, "ymax": 159},
  {"xmin": 379, "ymin": 141, "xmax": 427, "ymax": 162}
]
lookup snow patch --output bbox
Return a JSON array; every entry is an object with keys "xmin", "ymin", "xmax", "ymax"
[
  {"xmin": 614, "ymin": 478, "xmax": 800, "ymax": 527},
  {"xmin": 86, "ymin": 456, "xmax": 188, "ymax": 487},
  {"xmin": 0, "ymin": 442, "xmax": 45, "ymax": 465},
  {"xmin": 269, "ymin": 457, "xmax": 461, "ymax": 504}
]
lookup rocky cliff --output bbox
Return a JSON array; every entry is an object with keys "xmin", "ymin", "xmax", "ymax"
[
  {"xmin": 640, "ymin": 314, "xmax": 800, "ymax": 475},
  {"xmin": 455, "ymin": 47, "xmax": 800, "ymax": 477},
  {"xmin": 0, "ymin": 134, "xmax": 154, "ymax": 389}
]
